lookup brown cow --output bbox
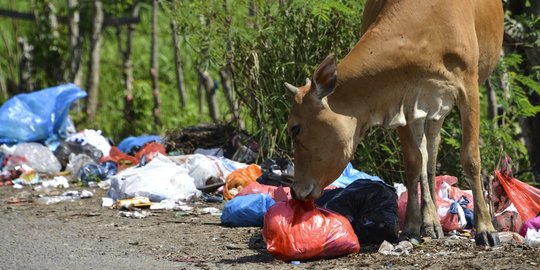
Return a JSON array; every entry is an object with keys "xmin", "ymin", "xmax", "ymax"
[{"xmin": 285, "ymin": 0, "xmax": 503, "ymax": 246}]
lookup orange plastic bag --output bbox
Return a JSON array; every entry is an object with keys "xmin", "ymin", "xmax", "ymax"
[
  {"xmin": 263, "ymin": 199, "xmax": 360, "ymax": 262},
  {"xmin": 495, "ymin": 167, "xmax": 540, "ymax": 224},
  {"xmin": 223, "ymin": 164, "xmax": 262, "ymax": 200}
]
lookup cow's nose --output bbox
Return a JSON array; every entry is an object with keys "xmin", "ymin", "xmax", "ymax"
[{"xmin": 291, "ymin": 183, "xmax": 314, "ymax": 201}]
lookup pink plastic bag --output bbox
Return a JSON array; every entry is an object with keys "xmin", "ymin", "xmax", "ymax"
[
  {"xmin": 521, "ymin": 216, "xmax": 540, "ymax": 237},
  {"xmin": 397, "ymin": 175, "xmax": 473, "ymax": 232},
  {"xmin": 237, "ymin": 181, "xmax": 291, "ymax": 201},
  {"xmin": 263, "ymin": 199, "xmax": 360, "ymax": 262}
]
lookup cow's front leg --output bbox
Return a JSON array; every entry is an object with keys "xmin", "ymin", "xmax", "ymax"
[{"xmin": 397, "ymin": 126, "xmax": 422, "ymax": 242}]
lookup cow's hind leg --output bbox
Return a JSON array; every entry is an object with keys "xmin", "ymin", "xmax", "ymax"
[{"xmin": 458, "ymin": 79, "xmax": 499, "ymax": 246}]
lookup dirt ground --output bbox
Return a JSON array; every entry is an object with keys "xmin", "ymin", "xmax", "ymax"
[{"xmin": 1, "ymin": 186, "xmax": 539, "ymax": 270}]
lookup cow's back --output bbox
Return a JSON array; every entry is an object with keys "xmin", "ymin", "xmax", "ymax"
[{"xmin": 354, "ymin": 0, "xmax": 503, "ymax": 84}]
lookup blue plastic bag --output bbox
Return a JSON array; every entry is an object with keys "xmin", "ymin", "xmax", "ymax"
[
  {"xmin": 118, "ymin": 135, "xmax": 161, "ymax": 154},
  {"xmin": 331, "ymin": 163, "xmax": 383, "ymax": 188},
  {"xmin": 0, "ymin": 84, "xmax": 87, "ymax": 144},
  {"xmin": 221, "ymin": 193, "xmax": 276, "ymax": 227}
]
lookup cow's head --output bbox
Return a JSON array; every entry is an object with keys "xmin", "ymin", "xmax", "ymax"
[{"xmin": 286, "ymin": 54, "xmax": 356, "ymax": 200}]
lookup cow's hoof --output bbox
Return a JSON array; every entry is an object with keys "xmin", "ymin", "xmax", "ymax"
[
  {"xmin": 475, "ymin": 231, "xmax": 500, "ymax": 246},
  {"xmin": 421, "ymin": 223, "xmax": 444, "ymax": 239}
]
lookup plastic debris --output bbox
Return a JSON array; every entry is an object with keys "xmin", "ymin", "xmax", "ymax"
[
  {"xmin": 116, "ymin": 197, "xmax": 151, "ymax": 209},
  {"xmin": 118, "ymin": 210, "xmax": 152, "ymax": 219},
  {"xmin": 221, "ymin": 193, "xmax": 275, "ymax": 227},
  {"xmin": 263, "ymin": 199, "xmax": 360, "ymax": 262},
  {"xmin": 102, "ymin": 197, "xmax": 114, "ymax": 208},
  {"xmin": 0, "ymin": 83, "xmax": 86, "ymax": 144},
  {"xmin": 378, "ymin": 240, "xmax": 414, "ymax": 256},
  {"xmin": 200, "ymin": 207, "xmax": 221, "ymax": 215},
  {"xmin": 41, "ymin": 176, "xmax": 70, "ymax": 189},
  {"xmin": 525, "ymin": 229, "xmax": 540, "ymax": 247}
]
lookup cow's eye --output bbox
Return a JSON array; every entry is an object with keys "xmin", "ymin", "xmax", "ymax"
[{"xmin": 291, "ymin": 124, "xmax": 301, "ymax": 137}]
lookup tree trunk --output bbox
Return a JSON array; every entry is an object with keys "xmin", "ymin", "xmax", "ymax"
[
  {"xmin": 123, "ymin": 1, "xmax": 140, "ymax": 124},
  {"xmin": 198, "ymin": 69, "xmax": 219, "ymax": 123},
  {"xmin": 0, "ymin": 66, "xmax": 7, "ymax": 100},
  {"xmin": 219, "ymin": 68, "xmax": 242, "ymax": 128},
  {"xmin": 150, "ymin": 0, "xmax": 161, "ymax": 125},
  {"xmin": 171, "ymin": 20, "xmax": 187, "ymax": 108},
  {"xmin": 68, "ymin": 0, "xmax": 83, "ymax": 86},
  {"xmin": 86, "ymin": 0, "xmax": 104, "ymax": 122},
  {"xmin": 17, "ymin": 37, "xmax": 33, "ymax": 92}
]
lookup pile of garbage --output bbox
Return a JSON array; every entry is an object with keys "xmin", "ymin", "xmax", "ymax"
[{"xmin": 2, "ymin": 84, "xmax": 540, "ymax": 263}]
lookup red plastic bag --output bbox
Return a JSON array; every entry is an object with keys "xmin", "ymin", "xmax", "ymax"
[
  {"xmin": 263, "ymin": 199, "xmax": 360, "ymax": 262},
  {"xmin": 135, "ymin": 142, "xmax": 166, "ymax": 162},
  {"xmin": 495, "ymin": 164, "xmax": 540, "ymax": 224},
  {"xmin": 100, "ymin": 146, "xmax": 139, "ymax": 171}
]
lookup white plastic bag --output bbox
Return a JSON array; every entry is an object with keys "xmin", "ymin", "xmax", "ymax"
[
  {"xmin": 525, "ymin": 228, "xmax": 540, "ymax": 247},
  {"xmin": 8, "ymin": 143, "xmax": 61, "ymax": 174},
  {"xmin": 66, "ymin": 129, "xmax": 111, "ymax": 156},
  {"xmin": 107, "ymin": 154, "xmax": 201, "ymax": 202},
  {"xmin": 186, "ymin": 154, "xmax": 223, "ymax": 189}
]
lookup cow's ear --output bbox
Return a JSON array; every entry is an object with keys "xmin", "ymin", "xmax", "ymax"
[{"xmin": 313, "ymin": 54, "xmax": 337, "ymax": 100}]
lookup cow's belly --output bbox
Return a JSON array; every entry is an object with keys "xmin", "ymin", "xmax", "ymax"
[{"xmin": 378, "ymin": 80, "xmax": 457, "ymax": 128}]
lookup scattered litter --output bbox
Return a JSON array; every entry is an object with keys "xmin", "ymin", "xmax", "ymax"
[
  {"xmin": 13, "ymin": 184, "xmax": 23, "ymax": 189},
  {"xmin": 200, "ymin": 207, "xmax": 221, "ymax": 215},
  {"xmin": 0, "ymin": 83, "xmax": 86, "ymax": 144},
  {"xmin": 316, "ymin": 179, "xmax": 399, "ymax": 244},
  {"xmin": 149, "ymin": 199, "xmax": 189, "ymax": 211},
  {"xmin": 12, "ymin": 164, "xmax": 40, "ymax": 185},
  {"xmin": 221, "ymin": 193, "xmax": 275, "ymax": 227},
  {"xmin": 521, "ymin": 216, "xmax": 540, "ymax": 237},
  {"xmin": 102, "ymin": 197, "xmax": 114, "ymax": 208},
  {"xmin": 107, "ymin": 154, "xmax": 201, "ymax": 202},
  {"xmin": 498, "ymin": 231, "xmax": 525, "ymax": 245},
  {"xmin": 41, "ymin": 176, "xmax": 70, "ymax": 189},
  {"xmin": 525, "ymin": 229, "xmax": 540, "ymax": 247},
  {"xmin": 118, "ymin": 210, "xmax": 152, "ymax": 219},
  {"xmin": 9, "ymin": 143, "xmax": 61, "ymax": 174},
  {"xmin": 81, "ymin": 190, "xmax": 94, "ymax": 198},
  {"xmin": 116, "ymin": 197, "xmax": 152, "ymax": 209},
  {"xmin": 378, "ymin": 240, "xmax": 414, "ymax": 256},
  {"xmin": 34, "ymin": 195, "xmax": 80, "ymax": 205},
  {"xmin": 263, "ymin": 199, "xmax": 359, "ymax": 262}
]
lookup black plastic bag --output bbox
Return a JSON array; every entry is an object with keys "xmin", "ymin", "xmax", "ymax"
[
  {"xmin": 256, "ymin": 158, "xmax": 294, "ymax": 187},
  {"xmin": 54, "ymin": 141, "xmax": 103, "ymax": 170},
  {"xmin": 316, "ymin": 180, "xmax": 399, "ymax": 244}
]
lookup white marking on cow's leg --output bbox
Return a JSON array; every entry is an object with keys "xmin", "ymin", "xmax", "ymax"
[
  {"xmin": 425, "ymin": 119, "xmax": 445, "ymax": 238},
  {"xmin": 407, "ymin": 119, "xmax": 440, "ymax": 238},
  {"xmin": 397, "ymin": 125, "xmax": 422, "ymax": 240},
  {"xmin": 458, "ymin": 79, "xmax": 499, "ymax": 246}
]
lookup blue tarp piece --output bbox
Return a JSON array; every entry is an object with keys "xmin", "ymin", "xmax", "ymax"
[
  {"xmin": 331, "ymin": 163, "xmax": 383, "ymax": 188},
  {"xmin": 117, "ymin": 135, "xmax": 161, "ymax": 153},
  {"xmin": 0, "ymin": 83, "xmax": 86, "ymax": 144},
  {"xmin": 221, "ymin": 193, "xmax": 276, "ymax": 227}
]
